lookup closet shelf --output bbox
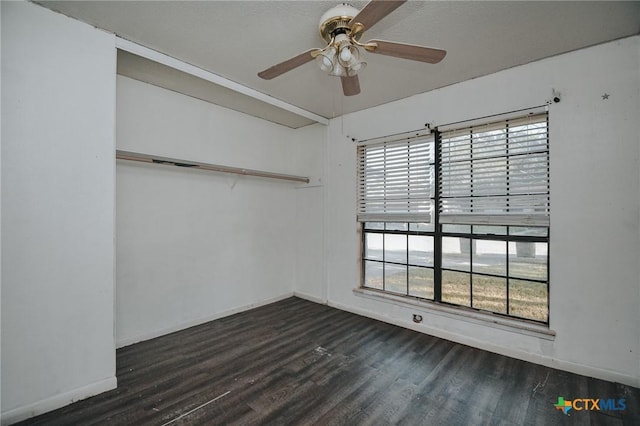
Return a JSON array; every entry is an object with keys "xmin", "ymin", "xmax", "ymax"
[{"xmin": 116, "ymin": 150, "xmax": 309, "ymax": 184}]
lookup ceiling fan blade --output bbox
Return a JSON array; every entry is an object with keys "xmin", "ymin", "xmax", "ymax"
[
  {"xmin": 349, "ymin": 0, "xmax": 406, "ymax": 32},
  {"xmin": 341, "ymin": 75, "xmax": 360, "ymax": 96},
  {"xmin": 366, "ymin": 39, "xmax": 447, "ymax": 64},
  {"xmin": 258, "ymin": 49, "xmax": 319, "ymax": 80}
]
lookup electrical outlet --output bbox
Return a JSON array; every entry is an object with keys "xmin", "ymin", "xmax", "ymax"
[{"xmin": 413, "ymin": 314, "xmax": 423, "ymax": 323}]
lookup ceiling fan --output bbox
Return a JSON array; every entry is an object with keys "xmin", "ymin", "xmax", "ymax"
[{"xmin": 257, "ymin": 0, "xmax": 446, "ymax": 96}]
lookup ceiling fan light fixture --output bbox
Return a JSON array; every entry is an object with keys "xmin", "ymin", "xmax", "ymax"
[
  {"xmin": 316, "ymin": 34, "xmax": 365, "ymax": 77},
  {"xmin": 329, "ymin": 61, "xmax": 347, "ymax": 77},
  {"xmin": 338, "ymin": 43, "xmax": 354, "ymax": 64},
  {"xmin": 347, "ymin": 57, "xmax": 366, "ymax": 76},
  {"xmin": 337, "ymin": 42, "xmax": 366, "ymax": 74},
  {"xmin": 316, "ymin": 45, "xmax": 337, "ymax": 73},
  {"xmin": 258, "ymin": 1, "xmax": 447, "ymax": 97}
]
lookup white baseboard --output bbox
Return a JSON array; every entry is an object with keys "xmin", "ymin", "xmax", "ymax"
[
  {"xmin": 1, "ymin": 376, "xmax": 117, "ymax": 426},
  {"xmin": 328, "ymin": 300, "xmax": 639, "ymax": 388},
  {"xmin": 116, "ymin": 292, "xmax": 295, "ymax": 348},
  {"xmin": 293, "ymin": 291, "xmax": 327, "ymax": 305}
]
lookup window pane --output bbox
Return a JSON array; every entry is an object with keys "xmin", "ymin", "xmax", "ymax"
[
  {"xmin": 442, "ymin": 224, "xmax": 471, "ymax": 234},
  {"xmin": 441, "ymin": 160, "xmax": 472, "ymax": 198},
  {"xmin": 473, "ymin": 225, "xmax": 507, "ymax": 235},
  {"xmin": 509, "ymin": 279, "xmax": 548, "ymax": 322},
  {"xmin": 358, "ymin": 137, "xmax": 434, "ymax": 221},
  {"xmin": 472, "ymin": 157, "xmax": 507, "ymax": 200},
  {"xmin": 509, "ymin": 153, "xmax": 548, "ymax": 201},
  {"xmin": 474, "ymin": 240, "xmax": 506, "ymax": 276},
  {"xmin": 409, "ymin": 222, "xmax": 435, "ymax": 232},
  {"xmin": 508, "ymin": 242, "xmax": 548, "ymax": 281},
  {"xmin": 474, "ymin": 128, "xmax": 507, "ymax": 159},
  {"xmin": 442, "ymin": 237, "xmax": 471, "ymax": 272},
  {"xmin": 509, "ymin": 120, "xmax": 547, "ymax": 155},
  {"xmin": 384, "ymin": 263, "xmax": 407, "ymax": 295},
  {"xmin": 439, "ymin": 114, "xmax": 549, "ymax": 220},
  {"xmin": 364, "ymin": 233, "xmax": 383, "ymax": 261},
  {"xmin": 473, "ymin": 275, "xmax": 507, "ymax": 314},
  {"xmin": 442, "ymin": 270, "xmax": 470, "ymax": 306},
  {"xmin": 384, "ymin": 234, "xmax": 407, "ymax": 263},
  {"xmin": 364, "ymin": 260, "xmax": 383, "ymax": 290},
  {"xmin": 409, "ymin": 235, "xmax": 434, "ymax": 266},
  {"xmin": 509, "ymin": 226, "xmax": 548, "ymax": 237},
  {"xmin": 386, "ymin": 222, "xmax": 408, "ymax": 231},
  {"xmin": 364, "ymin": 222, "xmax": 384, "ymax": 230},
  {"xmin": 409, "ymin": 267, "xmax": 434, "ymax": 300}
]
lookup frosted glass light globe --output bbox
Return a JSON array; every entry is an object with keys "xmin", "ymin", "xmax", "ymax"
[
  {"xmin": 316, "ymin": 46, "xmax": 337, "ymax": 73},
  {"xmin": 340, "ymin": 46, "xmax": 352, "ymax": 63}
]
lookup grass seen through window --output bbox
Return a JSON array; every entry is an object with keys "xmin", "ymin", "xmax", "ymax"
[{"xmin": 362, "ymin": 223, "xmax": 549, "ymax": 323}]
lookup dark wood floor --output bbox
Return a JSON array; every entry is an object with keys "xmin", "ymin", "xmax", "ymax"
[{"xmin": 18, "ymin": 297, "xmax": 639, "ymax": 425}]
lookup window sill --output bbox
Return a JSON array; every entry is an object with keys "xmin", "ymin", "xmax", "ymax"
[{"xmin": 353, "ymin": 288, "xmax": 556, "ymax": 341}]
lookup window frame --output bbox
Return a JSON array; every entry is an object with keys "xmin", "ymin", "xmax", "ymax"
[
  {"xmin": 438, "ymin": 225, "xmax": 549, "ymax": 323},
  {"xmin": 361, "ymin": 222, "xmax": 437, "ymax": 299},
  {"xmin": 361, "ymin": 223, "xmax": 549, "ymax": 324},
  {"xmin": 359, "ymin": 110, "xmax": 550, "ymax": 325}
]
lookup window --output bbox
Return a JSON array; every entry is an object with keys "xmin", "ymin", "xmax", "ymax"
[
  {"xmin": 440, "ymin": 225, "xmax": 549, "ymax": 322},
  {"xmin": 360, "ymin": 111, "xmax": 550, "ymax": 323},
  {"xmin": 357, "ymin": 131, "xmax": 434, "ymax": 223},
  {"xmin": 358, "ymin": 131, "xmax": 436, "ymax": 301},
  {"xmin": 439, "ymin": 113, "xmax": 549, "ymax": 226}
]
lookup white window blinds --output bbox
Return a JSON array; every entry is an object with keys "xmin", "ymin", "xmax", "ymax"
[
  {"xmin": 357, "ymin": 134, "xmax": 434, "ymax": 223},
  {"xmin": 439, "ymin": 112, "xmax": 549, "ymax": 226}
]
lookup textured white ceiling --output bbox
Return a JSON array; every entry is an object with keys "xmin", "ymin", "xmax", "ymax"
[{"xmin": 39, "ymin": 1, "xmax": 640, "ymax": 120}]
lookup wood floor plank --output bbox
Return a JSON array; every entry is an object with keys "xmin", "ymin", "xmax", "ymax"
[{"xmin": 16, "ymin": 297, "xmax": 640, "ymax": 426}]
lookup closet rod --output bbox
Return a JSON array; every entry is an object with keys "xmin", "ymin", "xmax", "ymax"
[{"xmin": 116, "ymin": 150, "xmax": 310, "ymax": 184}]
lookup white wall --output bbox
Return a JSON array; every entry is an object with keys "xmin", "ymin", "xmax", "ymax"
[
  {"xmin": 293, "ymin": 124, "xmax": 327, "ymax": 303},
  {"xmin": 1, "ymin": 2, "xmax": 117, "ymax": 424},
  {"xmin": 116, "ymin": 76, "xmax": 325, "ymax": 346},
  {"xmin": 325, "ymin": 35, "xmax": 640, "ymax": 387}
]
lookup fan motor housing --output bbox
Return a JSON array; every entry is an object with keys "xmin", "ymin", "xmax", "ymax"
[{"xmin": 319, "ymin": 3, "xmax": 360, "ymax": 42}]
